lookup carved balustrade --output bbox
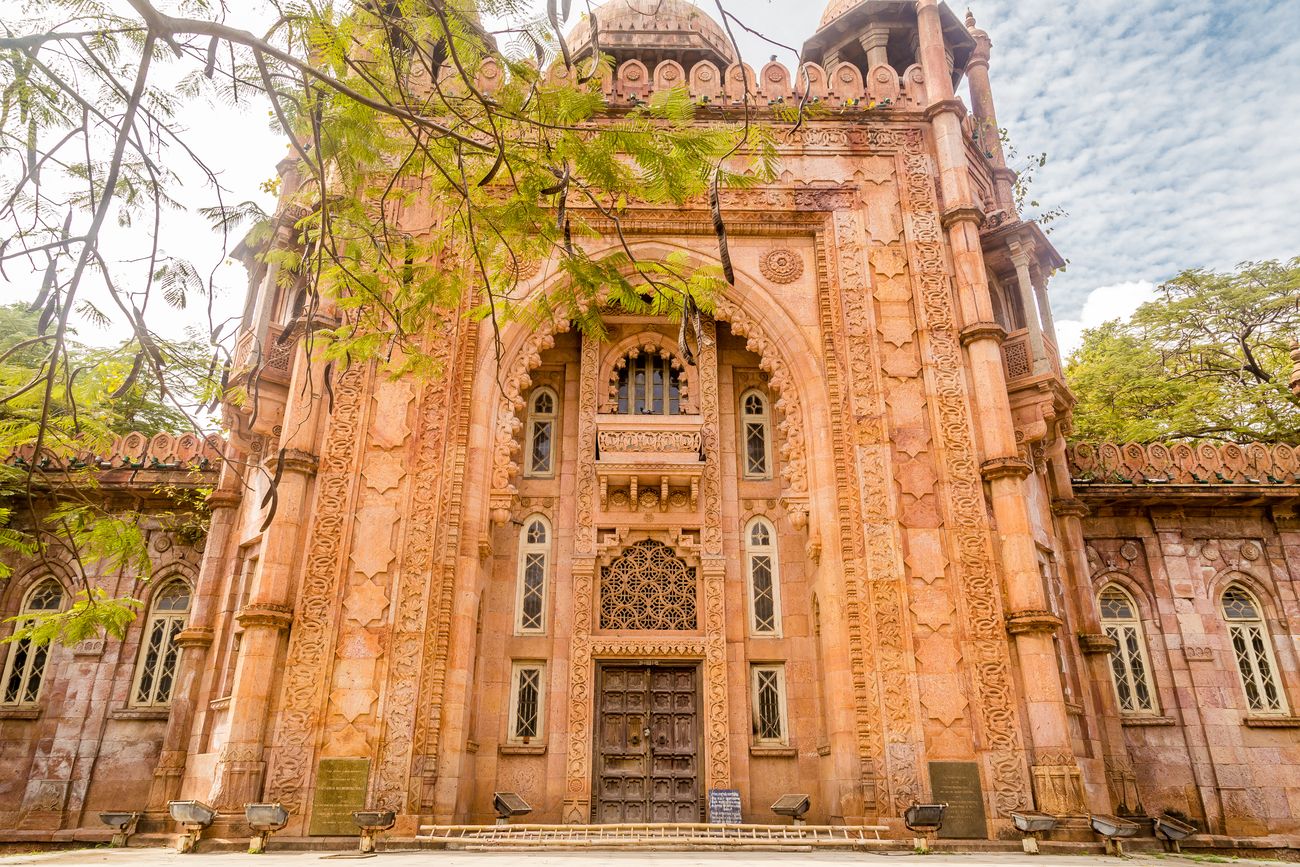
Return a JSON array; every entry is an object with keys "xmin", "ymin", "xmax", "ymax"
[
  {"xmin": 6, "ymin": 431, "xmax": 223, "ymax": 472},
  {"xmin": 1068, "ymin": 441, "xmax": 1300, "ymax": 486},
  {"xmin": 1001, "ymin": 328, "xmax": 1061, "ymax": 384},
  {"xmin": 595, "ymin": 414, "xmax": 704, "ymax": 512}
]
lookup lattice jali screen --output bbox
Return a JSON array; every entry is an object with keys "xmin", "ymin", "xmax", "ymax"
[{"xmin": 599, "ymin": 540, "xmax": 697, "ymax": 630}]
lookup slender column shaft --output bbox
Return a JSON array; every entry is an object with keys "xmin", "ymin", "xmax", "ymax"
[
  {"xmin": 1009, "ymin": 241, "xmax": 1049, "ymax": 374},
  {"xmin": 916, "ymin": 0, "xmax": 1082, "ymax": 810}
]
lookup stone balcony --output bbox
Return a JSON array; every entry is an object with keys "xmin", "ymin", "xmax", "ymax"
[{"xmin": 595, "ymin": 414, "xmax": 704, "ymax": 512}]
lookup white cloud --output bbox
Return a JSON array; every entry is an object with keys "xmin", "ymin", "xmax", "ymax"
[{"xmin": 1054, "ymin": 279, "xmax": 1157, "ymax": 358}]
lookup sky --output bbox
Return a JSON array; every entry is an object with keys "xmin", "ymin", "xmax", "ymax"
[{"xmin": 9, "ymin": 0, "xmax": 1299, "ymax": 356}]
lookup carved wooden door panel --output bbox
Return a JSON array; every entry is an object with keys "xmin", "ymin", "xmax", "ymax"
[{"xmin": 596, "ymin": 665, "xmax": 699, "ymax": 823}]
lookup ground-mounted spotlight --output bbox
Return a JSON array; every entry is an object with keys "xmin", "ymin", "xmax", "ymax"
[
  {"xmin": 770, "ymin": 794, "xmax": 811, "ymax": 825},
  {"xmin": 493, "ymin": 791, "xmax": 533, "ymax": 826},
  {"xmin": 168, "ymin": 800, "xmax": 216, "ymax": 854}
]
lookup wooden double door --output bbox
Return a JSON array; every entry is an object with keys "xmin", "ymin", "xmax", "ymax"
[{"xmin": 595, "ymin": 664, "xmax": 701, "ymax": 823}]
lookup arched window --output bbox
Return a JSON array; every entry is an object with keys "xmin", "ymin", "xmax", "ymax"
[
  {"xmin": 132, "ymin": 579, "xmax": 192, "ymax": 707},
  {"xmin": 740, "ymin": 389, "xmax": 772, "ymax": 480},
  {"xmin": 616, "ymin": 350, "xmax": 682, "ymax": 416},
  {"xmin": 1098, "ymin": 584, "xmax": 1157, "ymax": 713},
  {"xmin": 1, "ymin": 579, "xmax": 65, "ymax": 706},
  {"xmin": 524, "ymin": 388, "xmax": 558, "ymax": 478},
  {"xmin": 516, "ymin": 517, "xmax": 551, "ymax": 634},
  {"xmin": 1222, "ymin": 584, "xmax": 1287, "ymax": 714},
  {"xmin": 745, "ymin": 518, "xmax": 782, "ymax": 635}
]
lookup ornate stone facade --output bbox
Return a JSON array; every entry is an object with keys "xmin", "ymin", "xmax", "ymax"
[{"xmin": 3, "ymin": 0, "xmax": 1300, "ymax": 846}]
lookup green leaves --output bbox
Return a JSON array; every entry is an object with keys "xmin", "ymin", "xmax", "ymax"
[
  {"xmin": 1066, "ymin": 259, "xmax": 1300, "ymax": 443},
  {"xmin": 5, "ymin": 588, "xmax": 142, "ymax": 647}
]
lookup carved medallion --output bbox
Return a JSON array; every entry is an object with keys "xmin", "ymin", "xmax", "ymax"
[{"xmin": 759, "ymin": 248, "xmax": 804, "ymax": 284}]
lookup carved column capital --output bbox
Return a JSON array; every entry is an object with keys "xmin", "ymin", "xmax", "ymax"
[
  {"xmin": 271, "ymin": 448, "xmax": 319, "ymax": 476},
  {"xmin": 207, "ymin": 489, "xmax": 243, "ymax": 509},
  {"xmin": 981, "ymin": 456, "xmax": 1033, "ymax": 481},
  {"xmin": 959, "ymin": 321, "xmax": 1007, "ymax": 347},
  {"xmin": 236, "ymin": 603, "xmax": 294, "ymax": 630},
  {"xmin": 1005, "ymin": 609, "xmax": 1063, "ymax": 635}
]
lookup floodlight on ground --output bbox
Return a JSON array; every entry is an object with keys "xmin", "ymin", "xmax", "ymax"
[
  {"xmin": 1010, "ymin": 811, "xmax": 1057, "ymax": 854},
  {"xmin": 903, "ymin": 802, "xmax": 947, "ymax": 853},
  {"xmin": 493, "ymin": 791, "xmax": 533, "ymax": 825},
  {"xmin": 244, "ymin": 802, "xmax": 290, "ymax": 854},
  {"xmin": 168, "ymin": 800, "xmax": 216, "ymax": 854},
  {"xmin": 352, "ymin": 809, "xmax": 396, "ymax": 855},
  {"xmin": 770, "ymin": 793, "xmax": 812, "ymax": 825},
  {"xmin": 1090, "ymin": 814, "xmax": 1140, "ymax": 857},
  {"xmin": 1152, "ymin": 813, "xmax": 1197, "ymax": 853},
  {"xmin": 98, "ymin": 811, "xmax": 140, "ymax": 848}
]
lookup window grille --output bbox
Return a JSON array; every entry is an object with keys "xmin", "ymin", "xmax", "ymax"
[
  {"xmin": 1097, "ymin": 585, "xmax": 1157, "ymax": 713},
  {"xmin": 525, "ymin": 388, "xmax": 558, "ymax": 477},
  {"xmin": 740, "ymin": 389, "xmax": 772, "ymax": 479},
  {"xmin": 599, "ymin": 540, "xmax": 697, "ymax": 630},
  {"xmin": 1, "ymin": 579, "xmax": 65, "ymax": 706},
  {"xmin": 509, "ymin": 663, "xmax": 545, "ymax": 741},
  {"xmin": 1222, "ymin": 584, "xmax": 1287, "ymax": 713},
  {"xmin": 516, "ymin": 517, "xmax": 550, "ymax": 634},
  {"xmin": 615, "ymin": 350, "xmax": 683, "ymax": 415},
  {"xmin": 745, "ymin": 518, "xmax": 781, "ymax": 635},
  {"xmin": 132, "ymin": 579, "xmax": 192, "ymax": 707},
  {"xmin": 751, "ymin": 664, "xmax": 787, "ymax": 743}
]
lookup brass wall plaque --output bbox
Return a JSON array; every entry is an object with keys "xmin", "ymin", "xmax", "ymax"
[
  {"xmin": 309, "ymin": 758, "xmax": 370, "ymax": 836},
  {"xmin": 928, "ymin": 761, "xmax": 988, "ymax": 839}
]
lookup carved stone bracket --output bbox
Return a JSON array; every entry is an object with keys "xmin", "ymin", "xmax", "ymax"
[
  {"xmin": 1005, "ymin": 609, "xmax": 1063, "ymax": 636},
  {"xmin": 236, "ymin": 603, "xmax": 294, "ymax": 630},
  {"xmin": 174, "ymin": 626, "xmax": 215, "ymax": 649},
  {"xmin": 923, "ymin": 97, "xmax": 968, "ymax": 121},
  {"xmin": 1077, "ymin": 632, "xmax": 1118, "ymax": 655},
  {"xmin": 940, "ymin": 204, "xmax": 985, "ymax": 230},
  {"xmin": 980, "ymin": 456, "xmax": 1033, "ymax": 481},
  {"xmin": 959, "ymin": 321, "xmax": 1007, "ymax": 347},
  {"xmin": 1051, "ymin": 498, "xmax": 1089, "ymax": 519}
]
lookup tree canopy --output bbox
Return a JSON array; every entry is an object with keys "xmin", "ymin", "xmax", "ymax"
[
  {"xmin": 0, "ymin": 0, "xmax": 794, "ymax": 642},
  {"xmin": 1066, "ymin": 259, "xmax": 1300, "ymax": 444}
]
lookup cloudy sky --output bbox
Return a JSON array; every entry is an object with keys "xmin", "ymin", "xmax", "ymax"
[{"xmin": 15, "ymin": 0, "xmax": 1299, "ymax": 355}]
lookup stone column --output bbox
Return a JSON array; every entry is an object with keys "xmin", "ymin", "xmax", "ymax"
[
  {"xmin": 859, "ymin": 25, "xmax": 890, "ymax": 70},
  {"xmin": 914, "ymin": 0, "xmax": 1084, "ymax": 813},
  {"xmin": 1008, "ymin": 240, "xmax": 1050, "ymax": 374},
  {"xmin": 1045, "ymin": 441, "xmax": 1139, "ymax": 813},
  {"xmin": 146, "ymin": 462, "xmax": 244, "ymax": 810},
  {"xmin": 208, "ymin": 330, "xmax": 327, "ymax": 810},
  {"xmin": 963, "ymin": 11, "xmax": 1015, "ymax": 213},
  {"xmin": 1032, "ymin": 266, "xmax": 1060, "ymax": 352}
]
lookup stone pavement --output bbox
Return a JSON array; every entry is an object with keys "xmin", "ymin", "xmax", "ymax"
[{"xmin": 0, "ymin": 849, "xmax": 1292, "ymax": 866}]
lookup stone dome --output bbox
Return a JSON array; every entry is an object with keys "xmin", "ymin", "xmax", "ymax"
[
  {"xmin": 819, "ymin": 0, "xmax": 861, "ymax": 27},
  {"xmin": 568, "ymin": 0, "xmax": 736, "ymax": 69}
]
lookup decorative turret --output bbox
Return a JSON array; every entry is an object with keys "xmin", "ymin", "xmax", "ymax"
[
  {"xmin": 802, "ymin": 0, "xmax": 976, "ymax": 88},
  {"xmin": 964, "ymin": 9, "xmax": 1015, "ymax": 213}
]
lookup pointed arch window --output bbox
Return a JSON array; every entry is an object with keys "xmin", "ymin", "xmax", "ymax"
[
  {"xmin": 516, "ymin": 517, "xmax": 551, "ymax": 634},
  {"xmin": 1222, "ymin": 584, "xmax": 1287, "ymax": 714},
  {"xmin": 524, "ymin": 388, "xmax": 558, "ymax": 478},
  {"xmin": 1098, "ymin": 584, "xmax": 1157, "ymax": 714},
  {"xmin": 745, "ymin": 518, "xmax": 782, "ymax": 636},
  {"xmin": 740, "ymin": 389, "xmax": 773, "ymax": 480},
  {"xmin": 1, "ymin": 579, "xmax": 65, "ymax": 706},
  {"xmin": 616, "ymin": 350, "xmax": 682, "ymax": 416},
  {"xmin": 131, "ymin": 579, "xmax": 192, "ymax": 707}
]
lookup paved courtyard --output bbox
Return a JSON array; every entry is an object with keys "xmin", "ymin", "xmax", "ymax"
[{"xmin": 0, "ymin": 849, "xmax": 1293, "ymax": 866}]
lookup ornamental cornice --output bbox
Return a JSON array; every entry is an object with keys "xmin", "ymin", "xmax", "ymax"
[
  {"xmin": 980, "ymin": 456, "xmax": 1033, "ymax": 481},
  {"xmin": 1005, "ymin": 609, "xmax": 1063, "ymax": 635},
  {"xmin": 959, "ymin": 321, "xmax": 1006, "ymax": 347},
  {"xmin": 236, "ymin": 603, "xmax": 294, "ymax": 630},
  {"xmin": 1078, "ymin": 632, "xmax": 1118, "ymax": 655}
]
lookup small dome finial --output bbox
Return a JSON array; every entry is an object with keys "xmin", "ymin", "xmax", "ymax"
[{"xmin": 965, "ymin": 8, "xmax": 977, "ymax": 29}]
